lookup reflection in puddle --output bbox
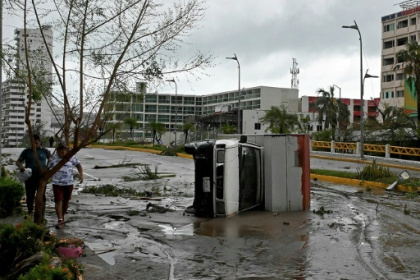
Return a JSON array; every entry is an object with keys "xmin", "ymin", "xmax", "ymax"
[
  {"xmin": 159, "ymin": 224, "xmax": 194, "ymax": 236},
  {"xmin": 159, "ymin": 211, "xmax": 311, "ymax": 239}
]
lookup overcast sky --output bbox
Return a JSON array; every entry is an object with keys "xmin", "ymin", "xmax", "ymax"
[
  {"xmin": 161, "ymin": 0, "xmax": 402, "ymax": 100},
  {"xmin": 1, "ymin": 0, "xmax": 406, "ymax": 100}
]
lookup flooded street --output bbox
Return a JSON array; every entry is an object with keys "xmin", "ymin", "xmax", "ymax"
[{"xmin": 2, "ymin": 148, "xmax": 420, "ymax": 279}]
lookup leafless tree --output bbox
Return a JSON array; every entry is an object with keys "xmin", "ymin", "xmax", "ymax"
[{"xmin": 3, "ymin": 0, "xmax": 213, "ymax": 224}]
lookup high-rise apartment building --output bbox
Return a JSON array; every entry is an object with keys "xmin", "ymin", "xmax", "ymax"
[
  {"xmin": 381, "ymin": 1, "xmax": 420, "ymax": 115},
  {"xmin": 1, "ymin": 27, "xmax": 53, "ymax": 147}
]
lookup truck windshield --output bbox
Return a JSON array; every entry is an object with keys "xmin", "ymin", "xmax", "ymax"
[{"xmin": 239, "ymin": 146, "xmax": 262, "ymax": 211}]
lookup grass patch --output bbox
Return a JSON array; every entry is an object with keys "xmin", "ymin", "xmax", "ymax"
[{"xmin": 311, "ymin": 169, "xmax": 358, "ymax": 179}]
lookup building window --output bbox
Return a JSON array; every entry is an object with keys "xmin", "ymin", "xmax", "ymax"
[
  {"xmin": 158, "ymin": 105, "xmax": 170, "ymax": 113},
  {"xmin": 145, "ymin": 105, "xmax": 157, "ymax": 113},
  {"xmin": 384, "ymin": 40, "xmax": 395, "ymax": 49},
  {"xmin": 254, "ymin": 123, "xmax": 261, "ymax": 130},
  {"xmin": 396, "ymin": 90, "xmax": 404, "ymax": 97},
  {"xmin": 397, "ymin": 37, "xmax": 408, "ymax": 46},
  {"xmin": 397, "ymin": 19, "xmax": 408, "ymax": 28},
  {"xmin": 396, "ymin": 73, "xmax": 403, "ymax": 80},
  {"xmin": 383, "ymin": 74, "xmax": 394, "ymax": 82},
  {"xmin": 384, "ymin": 23, "xmax": 395, "ymax": 32},
  {"xmin": 145, "ymin": 95, "xmax": 157, "ymax": 103},
  {"xmin": 411, "ymin": 35, "xmax": 417, "ymax": 42},
  {"xmin": 411, "ymin": 17, "xmax": 417, "ymax": 25},
  {"xmin": 383, "ymin": 57, "xmax": 394, "ymax": 66},
  {"xmin": 145, "ymin": 114, "xmax": 156, "ymax": 122},
  {"xmin": 382, "ymin": 91, "xmax": 394, "ymax": 99},
  {"xmin": 158, "ymin": 95, "xmax": 170, "ymax": 104},
  {"xmin": 316, "ymin": 124, "xmax": 323, "ymax": 132},
  {"xmin": 157, "ymin": 115, "xmax": 170, "ymax": 122}
]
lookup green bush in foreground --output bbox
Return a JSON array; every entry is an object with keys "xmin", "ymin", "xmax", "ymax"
[
  {"xmin": 0, "ymin": 221, "xmax": 82, "ymax": 279},
  {"xmin": 0, "ymin": 177, "xmax": 25, "ymax": 218}
]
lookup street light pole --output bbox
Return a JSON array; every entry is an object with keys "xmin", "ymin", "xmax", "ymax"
[
  {"xmin": 226, "ymin": 54, "xmax": 241, "ymax": 134},
  {"xmin": 342, "ymin": 20, "xmax": 364, "ymax": 158},
  {"xmin": 360, "ymin": 69, "xmax": 379, "ymax": 150},
  {"xmin": 166, "ymin": 78, "xmax": 178, "ymax": 145},
  {"xmin": 333, "ymin": 84, "xmax": 341, "ymax": 99}
]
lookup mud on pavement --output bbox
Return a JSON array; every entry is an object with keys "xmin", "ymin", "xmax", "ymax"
[{"xmin": 2, "ymin": 148, "xmax": 420, "ymax": 279}]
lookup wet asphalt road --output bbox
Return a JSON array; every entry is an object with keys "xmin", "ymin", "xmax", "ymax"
[{"xmin": 2, "ymin": 148, "xmax": 420, "ymax": 279}]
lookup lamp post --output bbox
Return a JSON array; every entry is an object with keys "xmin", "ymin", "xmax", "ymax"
[
  {"xmin": 333, "ymin": 84, "xmax": 341, "ymax": 99},
  {"xmin": 166, "ymin": 78, "xmax": 178, "ymax": 145},
  {"xmin": 342, "ymin": 20, "xmax": 364, "ymax": 158},
  {"xmin": 361, "ymin": 70, "xmax": 378, "ymax": 155},
  {"xmin": 226, "ymin": 53, "xmax": 241, "ymax": 134}
]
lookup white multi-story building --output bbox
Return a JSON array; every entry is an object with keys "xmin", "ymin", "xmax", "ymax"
[
  {"xmin": 105, "ymin": 81, "xmax": 384, "ymax": 143},
  {"xmin": 381, "ymin": 1, "xmax": 420, "ymax": 116},
  {"xmin": 1, "ymin": 27, "xmax": 53, "ymax": 147},
  {"xmin": 104, "ymin": 85, "xmax": 299, "ymax": 143}
]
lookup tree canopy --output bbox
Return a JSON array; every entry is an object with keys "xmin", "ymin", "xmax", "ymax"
[
  {"xmin": 1, "ymin": 0, "xmax": 213, "ymax": 224},
  {"xmin": 315, "ymin": 86, "xmax": 350, "ymax": 140},
  {"xmin": 259, "ymin": 105, "xmax": 300, "ymax": 134}
]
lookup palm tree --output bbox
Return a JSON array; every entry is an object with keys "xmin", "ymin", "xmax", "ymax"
[
  {"xmin": 146, "ymin": 122, "xmax": 166, "ymax": 146},
  {"xmin": 124, "ymin": 117, "xmax": 138, "ymax": 140},
  {"xmin": 315, "ymin": 86, "xmax": 350, "ymax": 140},
  {"xmin": 337, "ymin": 101, "xmax": 351, "ymax": 130},
  {"xmin": 395, "ymin": 40, "xmax": 420, "ymax": 127},
  {"xmin": 259, "ymin": 105, "xmax": 299, "ymax": 134},
  {"xmin": 220, "ymin": 123, "xmax": 236, "ymax": 134},
  {"xmin": 182, "ymin": 122, "xmax": 195, "ymax": 144}
]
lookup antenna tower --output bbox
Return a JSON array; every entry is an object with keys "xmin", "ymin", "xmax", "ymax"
[{"xmin": 290, "ymin": 58, "xmax": 300, "ymax": 89}]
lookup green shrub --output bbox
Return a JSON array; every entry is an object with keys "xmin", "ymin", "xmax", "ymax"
[
  {"xmin": 0, "ymin": 177, "xmax": 25, "ymax": 218},
  {"xmin": 0, "ymin": 221, "xmax": 51, "ymax": 276},
  {"xmin": 357, "ymin": 159, "xmax": 395, "ymax": 181},
  {"xmin": 0, "ymin": 221, "xmax": 82, "ymax": 279},
  {"xmin": 160, "ymin": 145, "xmax": 184, "ymax": 156},
  {"xmin": 311, "ymin": 129, "xmax": 333, "ymax": 141},
  {"xmin": 17, "ymin": 261, "xmax": 74, "ymax": 280}
]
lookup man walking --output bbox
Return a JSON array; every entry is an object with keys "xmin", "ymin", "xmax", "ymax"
[{"xmin": 16, "ymin": 134, "xmax": 51, "ymax": 219}]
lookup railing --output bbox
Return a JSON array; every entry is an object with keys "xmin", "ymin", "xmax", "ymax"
[{"xmin": 311, "ymin": 140, "xmax": 420, "ymax": 159}]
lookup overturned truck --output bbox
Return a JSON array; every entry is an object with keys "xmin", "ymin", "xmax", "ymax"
[{"xmin": 185, "ymin": 134, "xmax": 310, "ymax": 217}]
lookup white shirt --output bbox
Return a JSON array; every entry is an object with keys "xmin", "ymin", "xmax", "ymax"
[{"xmin": 49, "ymin": 155, "xmax": 80, "ymax": 186}]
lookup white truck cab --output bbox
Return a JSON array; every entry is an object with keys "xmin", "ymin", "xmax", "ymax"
[
  {"xmin": 185, "ymin": 134, "xmax": 311, "ymax": 218},
  {"xmin": 185, "ymin": 136, "xmax": 264, "ymax": 217}
]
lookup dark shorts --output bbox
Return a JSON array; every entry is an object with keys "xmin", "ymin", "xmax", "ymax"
[{"xmin": 53, "ymin": 185, "xmax": 74, "ymax": 202}]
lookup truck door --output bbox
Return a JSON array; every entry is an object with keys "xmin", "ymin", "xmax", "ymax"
[{"xmin": 238, "ymin": 144, "xmax": 264, "ymax": 212}]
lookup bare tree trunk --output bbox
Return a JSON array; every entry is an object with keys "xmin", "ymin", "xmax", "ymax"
[{"xmin": 33, "ymin": 177, "xmax": 47, "ymax": 225}]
